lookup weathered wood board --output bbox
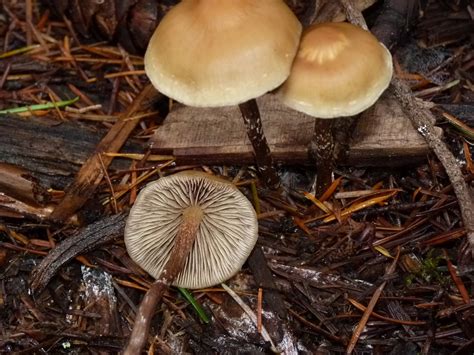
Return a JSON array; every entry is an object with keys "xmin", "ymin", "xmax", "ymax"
[{"xmin": 150, "ymin": 92, "xmax": 439, "ymax": 166}]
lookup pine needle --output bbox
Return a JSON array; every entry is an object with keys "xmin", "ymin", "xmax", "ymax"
[
  {"xmin": 0, "ymin": 97, "xmax": 79, "ymax": 115},
  {"xmin": 177, "ymin": 287, "xmax": 210, "ymax": 324}
]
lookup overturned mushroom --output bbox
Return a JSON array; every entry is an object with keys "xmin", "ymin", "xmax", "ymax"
[
  {"xmin": 124, "ymin": 171, "xmax": 258, "ymax": 353},
  {"xmin": 144, "ymin": 0, "xmax": 302, "ymax": 188}
]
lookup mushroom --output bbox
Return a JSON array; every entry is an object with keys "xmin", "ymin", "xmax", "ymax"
[
  {"xmin": 278, "ymin": 22, "xmax": 393, "ymax": 194},
  {"xmin": 144, "ymin": 0, "xmax": 302, "ymax": 188},
  {"xmin": 124, "ymin": 171, "xmax": 258, "ymax": 354}
]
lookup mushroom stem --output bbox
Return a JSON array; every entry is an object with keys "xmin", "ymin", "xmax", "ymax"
[
  {"xmin": 124, "ymin": 206, "xmax": 203, "ymax": 355},
  {"xmin": 309, "ymin": 118, "xmax": 335, "ymax": 196},
  {"xmin": 239, "ymin": 99, "xmax": 280, "ymax": 189}
]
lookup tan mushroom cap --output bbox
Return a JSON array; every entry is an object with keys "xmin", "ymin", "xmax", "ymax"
[
  {"xmin": 124, "ymin": 171, "xmax": 258, "ymax": 289},
  {"xmin": 144, "ymin": 0, "xmax": 302, "ymax": 107},
  {"xmin": 278, "ymin": 22, "xmax": 393, "ymax": 118}
]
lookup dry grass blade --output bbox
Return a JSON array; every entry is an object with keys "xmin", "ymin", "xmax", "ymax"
[
  {"xmin": 323, "ymin": 191, "xmax": 397, "ymax": 223},
  {"xmin": 441, "ymin": 111, "xmax": 474, "ymax": 140},
  {"xmin": 319, "ymin": 176, "xmax": 342, "ymax": 202},
  {"xmin": 304, "ymin": 191, "xmax": 332, "ymax": 214},
  {"xmin": 102, "ymin": 153, "xmax": 175, "ymax": 161},
  {"xmin": 347, "ymin": 298, "xmax": 426, "ymax": 326},
  {"xmin": 444, "ymin": 251, "xmax": 470, "ymax": 304},
  {"xmin": 0, "ymin": 44, "xmax": 40, "ymax": 58}
]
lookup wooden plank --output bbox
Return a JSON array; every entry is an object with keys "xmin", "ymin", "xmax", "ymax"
[
  {"xmin": 150, "ymin": 92, "xmax": 439, "ymax": 166},
  {"xmin": 346, "ymin": 93, "xmax": 440, "ymax": 165}
]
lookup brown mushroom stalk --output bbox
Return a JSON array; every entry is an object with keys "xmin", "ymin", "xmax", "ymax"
[
  {"xmin": 278, "ymin": 23, "xmax": 393, "ymax": 196},
  {"xmin": 310, "ymin": 118, "xmax": 335, "ymax": 195},
  {"xmin": 124, "ymin": 206, "xmax": 203, "ymax": 355},
  {"xmin": 239, "ymin": 99, "xmax": 280, "ymax": 188}
]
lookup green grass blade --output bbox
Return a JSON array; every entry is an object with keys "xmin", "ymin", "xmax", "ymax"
[
  {"xmin": 0, "ymin": 44, "xmax": 40, "ymax": 59},
  {"xmin": 442, "ymin": 111, "xmax": 474, "ymax": 140},
  {"xmin": 0, "ymin": 97, "xmax": 79, "ymax": 115},
  {"xmin": 177, "ymin": 287, "xmax": 210, "ymax": 324}
]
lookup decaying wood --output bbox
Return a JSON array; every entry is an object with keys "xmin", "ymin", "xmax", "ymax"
[
  {"xmin": 49, "ymin": 84, "xmax": 157, "ymax": 223},
  {"xmin": 80, "ymin": 267, "xmax": 120, "ymax": 336},
  {"xmin": 0, "ymin": 163, "xmax": 51, "ymax": 205},
  {"xmin": 346, "ymin": 91, "xmax": 443, "ymax": 165},
  {"xmin": 0, "ymin": 115, "xmax": 141, "ymax": 189},
  {"xmin": 247, "ymin": 247, "xmax": 287, "ymax": 319},
  {"xmin": 30, "ymin": 212, "xmax": 127, "ymax": 293},
  {"xmin": 150, "ymin": 93, "xmax": 433, "ymax": 167},
  {"xmin": 0, "ymin": 192, "xmax": 69, "ymax": 224},
  {"xmin": 0, "ymin": 193, "xmax": 57, "ymax": 221}
]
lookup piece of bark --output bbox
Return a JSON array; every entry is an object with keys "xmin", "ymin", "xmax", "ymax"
[
  {"xmin": 247, "ymin": 247, "xmax": 287, "ymax": 319},
  {"xmin": 0, "ymin": 193, "xmax": 58, "ymax": 221},
  {"xmin": 0, "ymin": 163, "xmax": 51, "ymax": 205},
  {"xmin": 0, "ymin": 115, "xmax": 142, "ymax": 189},
  {"xmin": 30, "ymin": 212, "xmax": 127, "ymax": 293},
  {"xmin": 79, "ymin": 267, "xmax": 119, "ymax": 336},
  {"xmin": 150, "ymin": 94, "xmax": 432, "ymax": 167}
]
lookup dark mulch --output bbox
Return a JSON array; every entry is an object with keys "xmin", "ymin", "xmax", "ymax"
[{"xmin": 1, "ymin": 1, "xmax": 473, "ymax": 354}]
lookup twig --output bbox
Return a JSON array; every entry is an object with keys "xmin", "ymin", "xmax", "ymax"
[
  {"xmin": 390, "ymin": 79, "xmax": 474, "ymax": 255},
  {"xmin": 345, "ymin": 0, "xmax": 474, "ymax": 257},
  {"xmin": 347, "ymin": 298, "xmax": 425, "ymax": 326},
  {"xmin": 30, "ymin": 213, "xmax": 127, "ymax": 293}
]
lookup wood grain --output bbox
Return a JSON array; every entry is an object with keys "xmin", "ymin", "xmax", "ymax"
[
  {"xmin": 0, "ymin": 115, "xmax": 142, "ymax": 189},
  {"xmin": 150, "ymin": 92, "xmax": 438, "ymax": 166}
]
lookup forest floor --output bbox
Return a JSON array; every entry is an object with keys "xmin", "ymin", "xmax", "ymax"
[{"xmin": 0, "ymin": 1, "xmax": 473, "ymax": 354}]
